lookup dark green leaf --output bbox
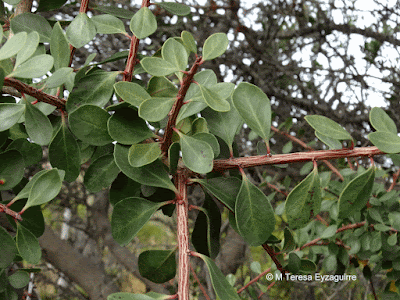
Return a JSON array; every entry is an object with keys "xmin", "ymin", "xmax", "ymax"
[
  {"xmin": 0, "ymin": 103, "xmax": 25, "ymax": 131},
  {"xmin": 15, "ymin": 31, "xmax": 39, "ymax": 67},
  {"xmin": 168, "ymin": 142, "xmax": 180, "ymax": 174},
  {"xmin": 282, "ymin": 227, "xmax": 296, "ymax": 252},
  {"xmin": 84, "ymin": 154, "xmax": 120, "ymax": 193},
  {"xmin": 8, "ymin": 271, "xmax": 29, "ymax": 289},
  {"xmin": 24, "ymin": 100, "xmax": 53, "ymax": 145},
  {"xmin": 285, "ymin": 166, "xmax": 321, "ymax": 229},
  {"xmin": 321, "ymin": 225, "xmax": 338, "ymax": 239},
  {"xmin": 199, "ymin": 84, "xmax": 230, "ymax": 112},
  {"xmin": 315, "ymin": 131, "xmax": 342, "ymax": 149},
  {"xmin": 338, "ymin": 167, "xmax": 375, "ymax": 219},
  {"xmin": 232, "ymin": 82, "xmax": 271, "ymax": 144},
  {"xmin": 107, "ymin": 107, "xmax": 154, "ymax": 145},
  {"xmin": 92, "ymin": 4, "xmax": 135, "ymax": 19},
  {"xmin": 37, "ymin": 0, "xmax": 67, "ymax": 11},
  {"xmin": 16, "ymin": 223, "xmax": 41, "ymax": 264},
  {"xmin": 128, "ymin": 142, "xmax": 161, "ymax": 167},
  {"xmin": 10, "ymin": 54, "xmax": 54, "ymax": 79},
  {"xmin": 370, "ymin": 107, "xmax": 397, "ymax": 134},
  {"xmin": 178, "ymin": 131, "xmax": 213, "ymax": 174},
  {"xmin": 0, "ymin": 226, "xmax": 17, "ymax": 269},
  {"xmin": 235, "ymin": 173, "xmax": 275, "ymax": 246},
  {"xmin": 109, "ymin": 173, "xmax": 141, "ymax": 206},
  {"xmin": 368, "ymin": 131, "xmax": 400, "ymax": 153},
  {"xmin": 0, "ymin": 150, "xmax": 24, "ymax": 191},
  {"xmin": 0, "ymin": 32, "xmax": 27, "ymax": 60},
  {"xmin": 130, "ymin": 7, "xmax": 157, "ymax": 39},
  {"xmin": 114, "ymin": 143, "xmax": 176, "ymax": 192},
  {"xmin": 305, "ymin": 115, "xmax": 352, "ymax": 140},
  {"xmin": 114, "ymin": 81, "xmax": 151, "ymax": 106},
  {"xmin": 194, "ymin": 177, "xmax": 241, "ymax": 212},
  {"xmin": 288, "ymin": 253, "xmax": 301, "ymax": 274},
  {"xmin": 141, "ymin": 57, "xmax": 179, "ymax": 76},
  {"xmin": 156, "ymin": 2, "xmax": 190, "ymax": 16},
  {"xmin": 49, "ymin": 121, "xmax": 81, "ymax": 182},
  {"xmin": 196, "ymin": 253, "xmax": 241, "ymax": 300},
  {"xmin": 50, "ymin": 22, "xmax": 70, "ymax": 70},
  {"xmin": 300, "ymin": 260, "xmax": 316, "ymax": 273},
  {"xmin": 11, "ymin": 13, "xmax": 52, "ymax": 43},
  {"xmin": 202, "ymin": 33, "xmax": 229, "ymax": 61},
  {"xmin": 92, "ymin": 14, "xmax": 126, "ymax": 34},
  {"xmin": 107, "ymin": 293, "xmax": 156, "ymax": 300},
  {"xmin": 69, "ymin": 104, "xmax": 114, "ymax": 146},
  {"xmin": 111, "ymin": 197, "xmax": 164, "ymax": 246},
  {"xmin": 44, "ymin": 67, "xmax": 74, "ymax": 89},
  {"xmin": 192, "ymin": 132, "xmax": 220, "ymax": 158},
  {"xmin": 147, "ymin": 76, "xmax": 178, "ymax": 98},
  {"xmin": 6, "ymin": 139, "xmax": 42, "ymax": 166},
  {"xmin": 139, "ymin": 97, "xmax": 175, "ymax": 122},
  {"xmin": 8, "ymin": 201, "xmax": 45, "ymax": 238},
  {"xmin": 66, "ymin": 12, "xmax": 97, "ymax": 48},
  {"xmin": 138, "ymin": 250, "xmax": 176, "ymax": 283},
  {"xmin": 181, "ymin": 31, "xmax": 197, "ymax": 53},
  {"xmin": 162, "ymin": 38, "xmax": 188, "ymax": 73}
]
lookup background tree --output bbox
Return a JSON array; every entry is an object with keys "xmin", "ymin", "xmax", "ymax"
[{"xmin": 0, "ymin": 0, "xmax": 400, "ymax": 299}]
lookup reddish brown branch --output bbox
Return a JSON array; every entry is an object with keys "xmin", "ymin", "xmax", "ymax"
[
  {"xmin": 161, "ymin": 56, "xmax": 202, "ymax": 154},
  {"xmin": 237, "ymin": 267, "xmax": 271, "ymax": 294},
  {"xmin": 262, "ymin": 243, "xmax": 288, "ymax": 276},
  {"xmin": 213, "ymin": 147, "xmax": 385, "ymax": 172},
  {"xmin": 388, "ymin": 168, "xmax": 400, "ymax": 192},
  {"xmin": 4, "ymin": 77, "xmax": 66, "ymax": 110},
  {"xmin": 0, "ymin": 203, "xmax": 22, "ymax": 221},
  {"xmin": 190, "ymin": 262, "xmax": 210, "ymax": 300}
]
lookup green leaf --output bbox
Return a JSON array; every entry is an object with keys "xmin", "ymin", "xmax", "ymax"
[
  {"xmin": 24, "ymin": 100, "xmax": 53, "ymax": 145},
  {"xmin": 199, "ymin": 84, "xmax": 230, "ymax": 112},
  {"xmin": 370, "ymin": 107, "xmax": 397, "ymax": 134},
  {"xmin": 147, "ymin": 76, "xmax": 178, "ymax": 98},
  {"xmin": 69, "ymin": 104, "xmax": 113, "ymax": 146},
  {"xmin": 235, "ymin": 173, "xmax": 276, "ymax": 246},
  {"xmin": 138, "ymin": 250, "xmax": 176, "ymax": 283},
  {"xmin": 66, "ymin": 71, "xmax": 118, "ymax": 113},
  {"xmin": 114, "ymin": 143, "xmax": 176, "ymax": 192},
  {"xmin": 84, "ymin": 154, "xmax": 120, "ymax": 193},
  {"xmin": 23, "ymin": 169, "xmax": 64, "ymax": 210},
  {"xmin": 305, "ymin": 115, "xmax": 352, "ymax": 140},
  {"xmin": 181, "ymin": 31, "xmax": 197, "ymax": 53},
  {"xmin": 0, "ymin": 32, "xmax": 27, "ymax": 60},
  {"xmin": 141, "ymin": 57, "xmax": 179, "ymax": 76},
  {"xmin": 0, "ymin": 103, "xmax": 25, "ymax": 131},
  {"xmin": 168, "ymin": 142, "xmax": 180, "ymax": 174},
  {"xmin": 50, "ymin": 22, "xmax": 70, "ymax": 70},
  {"xmin": 338, "ymin": 167, "xmax": 375, "ymax": 219},
  {"xmin": 6, "ymin": 139, "xmax": 42, "ymax": 167},
  {"xmin": 315, "ymin": 131, "xmax": 342, "ymax": 149},
  {"xmin": 15, "ymin": 31, "xmax": 39, "ymax": 68},
  {"xmin": 282, "ymin": 227, "xmax": 296, "ymax": 252},
  {"xmin": 288, "ymin": 253, "xmax": 301, "ymax": 274},
  {"xmin": 162, "ymin": 38, "xmax": 188, "ymax": 72},
  {"xmin": 13, "ymin": 170, "xmax": 48, "ymax": 202},
  {"xmin": 92, "ymin": 14, "xmax": 126, "ymax": 34},
  {"xmin": 193, "ymin": 177, "xmax": 241, "ymax": 212},
  {"xmin": 16, "ymin": 223, "xmax": 41, "ymax": 264},
  {"xmin": 37, "ymin": 0, "xmax": 67, "ymax": 11},
  {"xmin": 368, "ymin": 131, "xmax": 400, "ymax": 153},
  {"xmin": 92, "ymin": 4, "xmax": 135, "ymax": 19},
  {"xmin": 66, "ymin": 12, "xmax": 97, "ymax": 48},
  {"xmin": 107, "ymin": 293, "xmax": 155, "ymax": 300},
  {"xmin": 0, "ymin": 226, "xmax": 17, "ymax": 269},
  {"xmin": 300, "ymin": 260, "xmax": 316, "ymax": 273},
  {"xmin": 9, "ymin": 54, "xmax": 54, "ymax": 79},
  {"xmin": 156, "ymin": 2, "xmax": 190, "ymax": 16},
  {"xmin": 202, "ymin": 33, "xmax": 229, "ymax": 61},
  {"xmin": 0, "ymin": 150, "xmax": 24, "ymax": 191},
  {"xmin": 109, "ymin": 173, "xmax": 141, "ymax": 206},
  {"xmin": 321, "ymin": 225, "xmax": 338, "ymax": 239},
  {"xmin": 44, "ymin": 67, "xmax": 74, "ymax": 89},
  {"xmin": 178, "ymin": 131, "xmax": 213, "ymax": 174},
  {"xmin": 49, "ymin": 121, "xmax": 81, "ymax": 182},
  {"xmin": 3, "ymin": 0, "xmax": 22, "ymax": 5},
  {"xmin": 10, "ymin": 13, "xmax": 52, "ymax": 43},
  {"xmin": 196, "ymin": 253, "xmax": 241, "ymax": 300},
  {"xmin": 8, "ymin": 201, "xmax": 45, "ymax": 238},
  {"xmin": 192, "ymin": 195, "xmax": 221, "ymax": 259},
  {"xmin": 128, "ymin": 142, "xmax": 161, "ymax": 167},
  {"xmin": 111, "ymin": 197, "xmax": 164, "ymax": 246},
  {"xmin": 192, "ymin": 117, "xmax": 209, "ymax": 134},
  {"xmin": 285, "ymin": 166, "xmax": 321, "ymax": 229},
  {"xmin": 8, "ymin": 271, "xmax": 29, "ymax": 289},
  {"xmin": 130, "ymin": 7, "xmax": 157, "ymax": 39},
  {"xmin": 107, "ymin": 107, "xmax": 154, "ymax": 144},
  {"xmin": 232, "ymin": 82, "xmax": 271, "ymax": 143},
  {"xmin": 139, "ymin": 97, "xmax": 175, "ymax": 122},
  {"xmin": 192, "ymin": 132, "xmax": 220, "ymax": 158},
  {"xmin": 114, "ymin": 81, "xmax": 151, "ymax": 106}
]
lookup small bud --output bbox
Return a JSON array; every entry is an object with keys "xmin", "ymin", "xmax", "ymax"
[{"xmin": 0, "ymin": 179, "xmax": 5, "ymax": 185}]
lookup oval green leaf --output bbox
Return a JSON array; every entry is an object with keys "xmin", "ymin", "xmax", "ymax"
[
  {"xmin": 10, "ymin": 13, "xmax": 52, "ymax": 43},
  {"xmin": 156, "ymin": 2, "xmax": 190, "ymax": 16},
  {"xmin": 162, "ymin": 38, "xmax": 188, "ymax": 72},
  {"xmin": 92, "ymin": 14, "xmax": 126, "ymax": 34},
  {"xmin": 370, "ymin": 107, "xmax": 397, "ymax": 134},
  {"xmin": 130, "ymin": 7, "xmax": 157, "ymax": 39},
  {"xmin": 0, "ymin": 103, "xmax": 25, "ymax": 131},
  {"xmin": 8, "ymin": 271, "xmax": 29, "ymax": 289},
  {"xmin": 84, "ymin": 154, "xmax": 120, "ymax": 193},
  {"xmin": 0, "ymin": 150, "xmax": 24, "ymax": 191},
  {"xmin": 178, "ymin": 131, "xmax": 214, "ymax": 174},
  {"xmin": 6, "ymin": 138, "xmax": 42, "ymax": 167},
  {"xmin": 368, "ymin": 131, "xmax": 400, "ymax": 153},
  {"xmin": 66, "ymin": 12, "xmax": 97, "ymax": 48},
  {"xmin": 192, "ymin": 132, "xmax": 220, "ymax": 158},
  {"xmin": 44, "ymin": 67, "xmax": 74, "ymax": 89},
  {"xmin": 0, "ymin": 226, "xmax": 17, "ymax": 269},
  {"xmin": 141, "ymin": 57, "xmax": 179, "ymax": 76},
  {"xmin": 199, "ymin": 84, "xmax": 230, "ymax": 112},
  {"xmin": 69, "ymin": 104, "xmax": 113, "ymax": 146},
  {"xmin": 109, "ymin": 173, "xmax": 141, "ymax": 206},
  {"xmin": 235, "ymin": 173, "xmax": 276, "ymax": 246},
  {"xmin": 202, "ymin": 33, "xmax": 229, "ymax": 61},
  {"xmin": 50, "ymin": 22, "xmax": 70, "ymax": 70},
  {"xmin": 338, "ymin": 167, "xmax": 375, "ymax": 219},
  {"xmin": 15, "ymin": 31, "xmax": 39, "ymax": 68},
  {"xmin": 0, "ymin": 32, "xmax": 27, "ymax": 60},
  {"xmin": 16, "ymin": 223, "xmax": 41, "ymax": 264},
  {"xmin": 139, "ymin": 97, "xmax": 175, "ymax": 122},
  {"xmin": 138, "ymin": 250, "xmax": 176, "ymax": 283},
  {"xmin": 114, "ymin": 81, "xmax": 151, "ymax": 106},
  {"xmin": 181, "ymin": 31, "xmax": 197, "ymax": 53},
  {"xmin": 305, "ymin": 115, "xmax": 352, "ymax": 140},
  {"xmin": 24, "ymin": 100, "xmax": 53, "ymax": 145},
  {"xmin": 232, "ymin": 82, "xmax": 271, "ymax": 143},
  {"xmin": 10, "ymin": 54, "xmax": 54, "ymax": 79},
  {"xmin": 111, "ymin": 197, "xmax": 163, "ymax": 246},
  {"xmin": 128, "ymin": 142, "xmax": 161, "ymax": 167},
  {"xmin": 107, "ymin": 293, "xmax": 155, "ymax": 300}
]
